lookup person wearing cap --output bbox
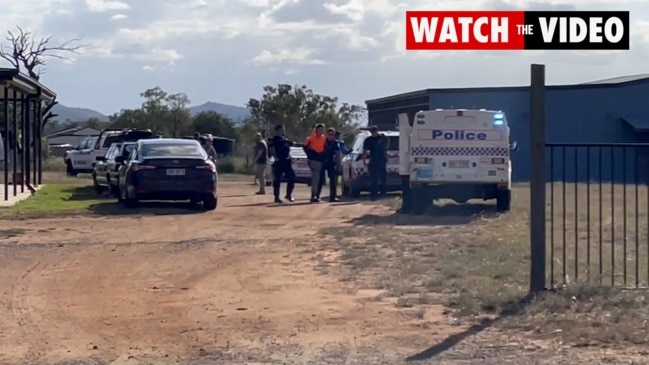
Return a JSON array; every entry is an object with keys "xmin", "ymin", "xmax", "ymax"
[
  {"xmin": 304, "ymin": 123, "xmax": 327, "ymax": 203},
  {"xmin": 202, "ymin": 134, "xmax": 218, "ymax": 160},
  {"xmin": 362, "ymin": 126, "xmax": 388, "ymax": 200}
]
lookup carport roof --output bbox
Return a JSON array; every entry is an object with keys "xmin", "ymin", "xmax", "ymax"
[{"xmin": 0, "ymin": 68, "xmax": 56, "ymax": 101}]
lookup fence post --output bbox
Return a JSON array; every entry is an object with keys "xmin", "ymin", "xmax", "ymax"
[{"xmin": 530, "ymin": 64, "xmax": 547, "ymax": 293}]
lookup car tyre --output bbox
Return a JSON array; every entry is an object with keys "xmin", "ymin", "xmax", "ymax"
[
  {"xmin": 203, "ymin": 195, "xmax": 217, "ymax": 211},
  {"xmin": 411, "ymin": 187, "xmax": 430, "ymax": 215},
  {"xmin": 93, "ymin": 174, "xmax": 104, "ymax": 194},
  {"xmin": 119, "ymin": 185, "xmax": 138, "ymax": 208},
  {"xmin": 107, "ymin": 175, "xmax": 119, "ymax": 195},
  {"xmin": 496, "ymin": 189, "xmax": 511, "ymax": 212},
  {"xmin": 66, "ymin": 161, "xmax": 77, "ymax": 177}
]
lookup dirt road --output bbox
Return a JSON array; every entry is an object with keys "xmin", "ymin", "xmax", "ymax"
[{"xmin": 0, "ymin": 181, "xmax": 634, "ymax": 364}]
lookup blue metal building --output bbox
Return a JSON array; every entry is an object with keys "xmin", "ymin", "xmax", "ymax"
[{"xmin": 365, "ymin": 74, "xmax": 649, "ymax": 182}]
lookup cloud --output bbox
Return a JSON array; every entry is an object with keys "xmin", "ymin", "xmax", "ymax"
[
  {"xmin": 253, "ymin": 48, "xmax": 326, "ymax": 65},
  {"xmin": 1, "ymin": 0, "xmax": 648, "ymax": 116},
  {"xmin": 132, "ymin": 48, "xmax": 183, "ymax": 63},
  {"xmin": 85, "ymin": 0, "xmax": 130, "ymax": 12}
]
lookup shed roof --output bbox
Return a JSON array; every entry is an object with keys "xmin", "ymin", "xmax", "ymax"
[{"xmin": 366, "ymin": 73, "xmax": 649, "ymax": 105}]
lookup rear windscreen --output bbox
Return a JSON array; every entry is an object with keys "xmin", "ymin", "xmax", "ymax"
[{"xmin": 141, "ymin": 143, "xmax": 205, "ymax": 158}]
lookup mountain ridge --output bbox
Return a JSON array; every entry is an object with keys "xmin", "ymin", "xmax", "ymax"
[{"xmin": 51, "ymin": 102, "xmax": 250, "ymax": 124}]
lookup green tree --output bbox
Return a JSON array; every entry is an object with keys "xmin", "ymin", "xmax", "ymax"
[
  {"xmin": 140, "ymin": 87, "xmax": 168, "ymax": 132},
  {"xmin": 192, "ymin": 111, "xmax": 237, "ymax": 139},
  {"xmin": 108, "ymin": 108, "xmax": 148, "ymax": 129},
  {"xmin": 166, "ymin": 92, "xmax": 192, "ymax": 137},
  {"xmin": 245, "ymin": 84, "xmax": 364, "ymax": 141}
]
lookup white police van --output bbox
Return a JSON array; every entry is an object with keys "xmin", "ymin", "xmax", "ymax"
[{"xmin": 398, "ymin": 109, "xmax": 518, "ymax": 214}]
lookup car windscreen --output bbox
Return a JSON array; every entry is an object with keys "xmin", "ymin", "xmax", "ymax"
[
  {"xmin": 141, "ymin": 143, "xmax": 206, "ymax": 158},
  {"xmin": 120, "ymin": 144, "xmax": 136, "ymax": 158}
]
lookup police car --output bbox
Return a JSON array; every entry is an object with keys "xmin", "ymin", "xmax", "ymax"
[
  {"xmin": 264, "ymin": 146, "xmax": 311, "ymax": 186},
  {"xmin": 64, "ymin": 136, "xmax": 98, "ymax": 176},
  {"xmin": 340, "ymin": 128, "xmax": 401, "ymax": 198},
  {"xmin": 398, "ymin": 109, "xmax": 518, "ymax": 214}
]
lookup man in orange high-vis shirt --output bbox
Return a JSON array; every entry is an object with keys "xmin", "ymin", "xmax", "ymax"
[{"xmin": 304, "ymin": 123, "xmax": 327, "ymax": 202}]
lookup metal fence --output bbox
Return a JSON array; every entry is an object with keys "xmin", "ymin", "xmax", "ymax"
[{"xmin": 546, "ymin": 143, "xmax": 649, "ymax": 288}]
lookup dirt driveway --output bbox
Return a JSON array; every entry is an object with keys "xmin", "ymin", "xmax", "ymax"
[
  {"xmin": 0, "ymin": 181, "xmax": 433, "ymax": 364},
  {"xmin": 0, "ymin": 180, "xmax": 639, "ymax": 364}
]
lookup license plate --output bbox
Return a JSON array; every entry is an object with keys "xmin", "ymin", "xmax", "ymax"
[
  {"xmin": 449, "ymin": 160, "xmax": 470, "ymax": 168},
  {"xmin": 166, "ymin": 168, "xmax": 185, "ymax": 176},
  {"xmin": 389, "ymin": 158, "xmax": 399, "ymax": 164}
]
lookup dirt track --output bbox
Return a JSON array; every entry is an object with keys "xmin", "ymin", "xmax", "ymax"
[{"xmin": 0, "ymin": 181, "xmax": 637, "ymax": 364}]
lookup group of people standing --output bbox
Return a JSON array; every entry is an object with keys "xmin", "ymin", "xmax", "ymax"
[
  {"xmin": 253, "ymin": 124, "xmax": 389, "ymax": 204},
  {"xmin": 193, "ymin": 132, "xmax": 218, "ymax": 160}
]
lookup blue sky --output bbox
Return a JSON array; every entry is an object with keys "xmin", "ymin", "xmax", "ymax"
[{"xmin": 1, "ymin": 0, "xmax": 647, "ymax": 115}]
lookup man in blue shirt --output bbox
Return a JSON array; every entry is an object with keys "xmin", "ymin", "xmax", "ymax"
[{"xmin": 335, "ymin": 131, "xmax": 352, "ymax": 156}]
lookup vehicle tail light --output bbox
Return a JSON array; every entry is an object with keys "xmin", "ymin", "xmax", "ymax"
[
  {"xmin": 196, "ymin": 162, "xmax": 216, "ymax": 172},
  {"xmin": 132, "ymin": 164, "xmax": 156, "ymax": 172}
]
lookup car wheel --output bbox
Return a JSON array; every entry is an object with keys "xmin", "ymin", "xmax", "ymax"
[
  {"xmin": 496, "ymin": 189, "xmax": 511, "ymax": 212},
  {"xmin": 107, "ymin": 175, "xmax": 118, "ymax": 195},
  {"xmin": 203, "ymin": 195, "xmax": 217, "ymax": 211},
  {"xmin": 341, "ymin": 175, "xmax": 350, "ymax": 196},
  {"xmin": 66, "ymin": 161, "xmax": 77, "ymax": 177},
  {"xmin": 120, "ymin": 184, "xmax": 138, "ymax": 208},
  {"xmin": 93, "ymin": 174, "xmax": 104, "ymax": 194}
]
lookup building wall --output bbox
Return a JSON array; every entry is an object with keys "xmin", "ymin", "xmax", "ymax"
[{"xmin": 367, "ymin": 95, "xmax": 429, "ymax": 131}]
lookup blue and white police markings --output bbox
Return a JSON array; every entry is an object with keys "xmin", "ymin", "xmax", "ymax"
[{"xmin": 432, "ymin": 130, "xmax": 487, "ymax": 140}]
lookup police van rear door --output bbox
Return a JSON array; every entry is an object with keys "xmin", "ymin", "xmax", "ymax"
[{"xmin": 412, "ymin": 109, "xmax": 509, "ymax": 183}]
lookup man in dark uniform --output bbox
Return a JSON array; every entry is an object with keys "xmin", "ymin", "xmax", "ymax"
[
  {"xmin": 268, "ymin": 124, "xmax": 299, "ymax": 203},
  {"xmin": 317, "ymin": 128, "xmax": 342, "ymax": 202},
  {"xmin": 362, "ymin": 126, "xmax": 388, "ymax": 201}
]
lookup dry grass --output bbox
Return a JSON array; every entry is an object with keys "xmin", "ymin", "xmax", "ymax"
[
  {"xmin": 317, "ymin": 183, "xmax": 649, "ymax": 347},
  {"xmin": 547, "ymin": 182, "xmax": 649, "ymax": 287}
]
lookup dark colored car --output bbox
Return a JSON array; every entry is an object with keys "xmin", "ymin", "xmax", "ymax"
[
  {"xmin": 95, "ymin": 141, "xmax": 136, "ymax": 195},
  {"xmin": 116, "ymin": 138, "xmax": 218, "ymax": 210}
]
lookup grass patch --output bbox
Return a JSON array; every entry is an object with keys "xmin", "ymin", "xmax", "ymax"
[
  {"xmin": 317, "ymin": 183, "xmax": 649, "ymax": 347},
  {"xmin": 10, "ymin": 183, "xmax": 107, "ymax": 213}
]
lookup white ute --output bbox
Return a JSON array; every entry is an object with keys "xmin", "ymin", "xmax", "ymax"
[{"xmin": 398, "ymin": 109, "xmax": 518, "ymax": 214}]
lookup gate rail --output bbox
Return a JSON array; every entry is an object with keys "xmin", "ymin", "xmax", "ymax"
[{"xmin": 545, "ymin": 142, "xmax": 649, "ymax": 288}]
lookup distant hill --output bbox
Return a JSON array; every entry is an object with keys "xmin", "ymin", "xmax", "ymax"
[
  {"xmin": 51, "ymin": 104, "xmax": 110, "ymax": 123},
  {"xmin": 189, "ymin": 102, "xmax": 249, "ymax": 121},
  {"xmin": 50, "ymin": 102, "xmax": 250, "ymax": 123}
]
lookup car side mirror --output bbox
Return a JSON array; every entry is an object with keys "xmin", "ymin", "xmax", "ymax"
[
  {"xmin": 96, "ymin": 156, "xmax": 106, "ymax": 161},
  {"xmin": 115, "ymin": 156, "xmax": 125, "ymax": 163},
  {"xmin": 510, "ymin": 141, "xmax": 519, "ymax": 151}
]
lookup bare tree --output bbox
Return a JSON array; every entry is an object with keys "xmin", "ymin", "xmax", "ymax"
[{"xmin": 0, "ymin": 26, "xmax": 83, "ymax": 80}]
